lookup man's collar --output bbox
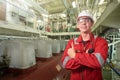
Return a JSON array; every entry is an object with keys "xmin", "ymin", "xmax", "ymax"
[{"xmin": 76, "ymin": 33, "xmax": 94, "ymax": 43}]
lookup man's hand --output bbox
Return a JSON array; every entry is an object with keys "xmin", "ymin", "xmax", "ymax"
[{"xmin": 68, "ymin": 42, "xmax": 76, "ymax": 58}]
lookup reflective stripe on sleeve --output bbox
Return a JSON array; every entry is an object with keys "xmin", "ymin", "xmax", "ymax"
[
  {"xmin": 62, "ymin": 56, "xmax": 70, "ymax": 68},
  {"xmin": 94, "ymin": 53, "xmax": 104, "ymax": 66},
  {"xmin": 74, "ymin": 38, "xmax": 79, "ymax": 44},
  {"xmin": 94, "ymin": 35, "xmax": 97, "ymax": 39}
]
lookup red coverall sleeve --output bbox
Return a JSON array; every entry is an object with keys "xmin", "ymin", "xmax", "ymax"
[
  {"xmin": 61, "ymin": 37, "xmax": 108, "ymax": 69},
  {"xmin": 61, "ymin": 40, "xmax": 82, "ymax": 70},
  {"xmin": 75, "ymin": 38, "xmax": 108, "ymax": 68}
]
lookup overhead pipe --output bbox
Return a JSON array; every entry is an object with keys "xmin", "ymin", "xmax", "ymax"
[
  {"xmin": 93, "ymin": 0, "xmax": 100, "ymax": 13},
  {"xmin": 61, "ymin": 0, "xmax": 70, "ymax": 9},
  {"xmin": 76, "ymin": 0, "xmax": 80, "ymax": 12},
  {"xmin": 76, "ymin": 0, "xmax": 83, "ymax": 11}
]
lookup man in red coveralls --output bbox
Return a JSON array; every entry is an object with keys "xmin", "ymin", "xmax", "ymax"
[{"xmin": 61, "ymin": 10, "xmax": 108, "ymax": 80}]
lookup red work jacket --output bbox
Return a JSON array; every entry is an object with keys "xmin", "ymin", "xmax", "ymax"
[{"xmin": 61, "ymin": 34, "xmax": 108, "ymax": 80}]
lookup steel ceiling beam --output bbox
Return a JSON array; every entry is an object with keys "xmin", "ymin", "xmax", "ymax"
[{"xmin": 61, "ymin": 0, "xmax": 70, "ymax": 9}]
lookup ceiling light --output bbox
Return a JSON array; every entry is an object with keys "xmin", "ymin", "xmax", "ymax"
[
  {"xmin": 61, "ymin": 14, "xmax": 66, "ymax": 17},
  {"xmin": 37, "ymin": 20, "xmax": 42, "ymax": 22},
  {"xmin": 99, "ymin": 0, "xmax": 104, "ymax": 5},
  {"xmin": 72, "ymin": 1, "xmax": 76, "ymax": 8}
]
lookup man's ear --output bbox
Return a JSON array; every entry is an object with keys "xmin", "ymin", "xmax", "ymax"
[
  {"xmin": 90, "ymin": 22, "xmax": 94, "ymax": 27},
  {"xmin": 75, "ymin": 27, "xmax": 79, "ymax": 31}
]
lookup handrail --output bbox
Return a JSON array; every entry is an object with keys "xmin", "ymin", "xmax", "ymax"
[
  {"xmin": 106, "ymin": 62, "xmax": 120, "ymax": 76},
  {"xmin": 108, "ymin": 40, "xmax": 120, "ymax": 46},
  {"xmin": 0, "ymin": 35, "xmax": 38, "ymax": 40}
]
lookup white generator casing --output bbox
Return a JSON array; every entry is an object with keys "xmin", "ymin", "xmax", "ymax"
[
  {"xmin": 60, "ymin": 40, "xmax": 66, "ymax": 51},
  {"xmin": 5, "ymin": 40, "xmax": 36, "ymax": 69},
  {"xmin": 0, "ymin": 41, "xmax": 5, "ymax": 62},
  {"xmin": 48, "ymin": 40, "xmax": 61, "ymax": 54},
  {"xmin": 36, "ymin": 40, "xmax": 52, "ymax": 58}
]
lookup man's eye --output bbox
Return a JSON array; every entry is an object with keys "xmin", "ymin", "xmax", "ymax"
[{"xmin": 78, "ymin": 18, "xmax": 91, "ymax": 22}]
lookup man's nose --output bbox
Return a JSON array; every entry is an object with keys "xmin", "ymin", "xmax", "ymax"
[{"xmin": 81, "ymin": 21, "xmax": 86, "ymax": 25}]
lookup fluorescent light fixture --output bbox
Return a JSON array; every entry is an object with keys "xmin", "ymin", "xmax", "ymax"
[
  {"xmin": 72, "ymin": 1, "xmax": 76, "ymax": 8},
  {"xmin": 37, "ymin": 20, "xmax": 42, "ymax": 22},
  {"xmin": 42, "ymin": 14, "xmax": 48, "ymax": 17},
  {"xmin": 61, "ymin": 14, "xmax": 66, "ymax": 17},
  {"xmin": 99, "ymin": 0, "xmax": 104, "ymax": 5}
]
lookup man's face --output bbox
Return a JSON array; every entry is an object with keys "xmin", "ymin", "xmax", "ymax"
[{"xmin": 77, "ymin": 16, "xmax": 93, "ymax": 33}]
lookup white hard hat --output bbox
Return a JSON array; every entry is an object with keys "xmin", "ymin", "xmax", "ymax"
[{"xmin": 77, "ymin": 10, "xmax": 93, "ymax": 21}]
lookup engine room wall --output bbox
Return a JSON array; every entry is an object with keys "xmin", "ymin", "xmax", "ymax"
[{"xmin": 0, "ymin": 1, "xmax": 6, "ymax": 20}]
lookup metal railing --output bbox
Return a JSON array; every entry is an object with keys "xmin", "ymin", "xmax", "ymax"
[{"xmin": 107, "ymin": 62, "xmax": 120, "ymax": 76}]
